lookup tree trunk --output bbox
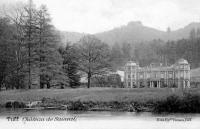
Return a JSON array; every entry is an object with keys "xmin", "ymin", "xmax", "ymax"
[
  {"xmin": 0, "ymin": 79, "xmax": 3, "ymax": 91},
  {"xmin": 40, "ymin": 82, "xmax": 44, "ymax": 89},
  {"xmin": 47, "ymin": 82, "xmax": 50, "ymax": 89},
  {"xmin": 87, "ymin": 73, "xmax": 91, "ymax": 88}
]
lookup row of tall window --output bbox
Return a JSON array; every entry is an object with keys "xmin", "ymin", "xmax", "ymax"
[
  {"xmin": 127, "ymin": 71, "xmax": 189, "ymax": 79},
  {"xmin": 127, "ymin": 80, "xmax": 189, "ymax": 88}
]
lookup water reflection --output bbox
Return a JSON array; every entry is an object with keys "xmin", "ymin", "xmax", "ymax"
[
  {"xmin": 0, "ymin": 109, "xmax": 200, "ymax": 129},
  {"xmin": 0, "ymin": 108, "xmax": 200, "ymax": 119}
]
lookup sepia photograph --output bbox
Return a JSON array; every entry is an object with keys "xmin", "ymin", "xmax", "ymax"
[{"xmin": 0, "ymin": 0, "xmax": 200, "ymax": 129}]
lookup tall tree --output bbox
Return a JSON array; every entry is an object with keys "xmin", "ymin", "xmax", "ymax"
[
  {"xmin": 77, "ymin": 35, "xmax": 111, "ymax": 88},
  {"xmin": 36, "ymin": 5, "xmax": 67, "ymax": 88},
  {"xmin": 0, "ymin": 18, "xmax": 13, "ymax": 89},
  {"xmin": 0, "ymin": 17, "xmax": 26, "ymax": 90},
  {"xmin": 2, "ymin": 1, "xmax": 67, "ymax": 89},
  {"xmin": 59, "ymin": 43, "xmax": 80, "ymax": 88},
  {"xmin": 2, "ymin": 2, "xmax": 29, "ymax": 89},
  {"xmin": 190, "ymin": 28, "xmax": 196, "ymax": 40},
  {"xmin": 23, "ymin": 0, "xmax": 38, "ymax": 89},
  {"xmin": 122, "ymin": 42, "xmax": 131, "ymax": 60},
  {"xmin": 110, "ymin": 42, "xmax": 124, "ymax": 69}
]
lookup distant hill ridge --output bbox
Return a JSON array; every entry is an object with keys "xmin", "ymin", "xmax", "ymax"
[{"xmin": 60, "ymin": 21, "xmax": 200, "ymax": 45}]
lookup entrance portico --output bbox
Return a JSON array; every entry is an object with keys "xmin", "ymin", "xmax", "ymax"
[{"xmin": 150, "ymin": 80, "xmax": 161, "ymax": 88}]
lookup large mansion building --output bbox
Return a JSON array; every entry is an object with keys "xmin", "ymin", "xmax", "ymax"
[{"xmin": 124, "ymin": 59, "xmax": 190, "ymax": 88}]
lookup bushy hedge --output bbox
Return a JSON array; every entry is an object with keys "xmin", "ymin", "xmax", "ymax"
[
  {"xmin": 153, "ymin": 93, "xmax": 200, "ymax": 113},
  {"xmin": 67, "ymin": 100, "xmax": 89, "ymax": 111},
  {"xmin": 5, "ymin": 101, "xmax": 26, "ymax": 108}
]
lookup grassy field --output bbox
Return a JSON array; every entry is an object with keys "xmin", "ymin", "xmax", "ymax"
[{"xmin": 0, "ymin": 88, "xmax": 200, "ymax": 105}]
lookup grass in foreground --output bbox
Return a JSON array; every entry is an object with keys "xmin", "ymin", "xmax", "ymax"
[
  {"xmin": 0, "ymin": 88, "xmax": 195, "ymax": 104},
  {"xmin": 1, "ymin": 88, "xmax": 200, "ymax": 113}
]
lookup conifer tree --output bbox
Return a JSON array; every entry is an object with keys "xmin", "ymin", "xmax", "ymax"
[
  {"xmin": 60, "ymin": 43, "xmax": 80, "ymax": 88},
  {"xmin": 37, "ymin": 5, "xmax": 67, "ymax": 88}
]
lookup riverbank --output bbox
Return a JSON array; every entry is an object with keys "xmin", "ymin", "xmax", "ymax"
[{"xmin": 0, "ymin": 88, "xmax": 200, "ymax": 113}]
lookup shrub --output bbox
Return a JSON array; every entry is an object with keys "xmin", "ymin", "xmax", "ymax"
[
  {"xmin": 67, "ymin": 100, "xmax": 88, "ymax": 111},
  {"xmin": 5, "ymin": 101, "xmax": 26, "ymax": 108},
  {"xmin": 153, "ymin": 93, "xmax": 200, "ymax": 113},
  {"xmin": 153, "ymin": 95, "xmax": 181, "ymax": 113},
  {"xmin": 180, "ymin": 93, "xmax": 200, "ymax": 113}
]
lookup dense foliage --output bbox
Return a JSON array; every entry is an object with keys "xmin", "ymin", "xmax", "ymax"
[
  {"xmin": 59, "ymin": 43, "xmax": 81, "ymax": 88},
  {"xmin": 110, "ymin": 34, "xmax": 200, "ymax": 69},
  {"xmin": 1, "ymin": 0, "xmax": 200, "ymax": 90},
  {"xmin": 76, "ymin": 35, "xmax": 111, "ymax": 88},
  {"xmin": 153, "ymin": 93, "xmax": 200, "ymax": 113},
  {"xmin": 0, "ymin": 1, "xmax": 67, "ymax": 90}
]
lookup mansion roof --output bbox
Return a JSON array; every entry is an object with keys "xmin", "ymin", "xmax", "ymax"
[{"xmin": 125, "ymin": 59, "xmax": 190, "ymax": 72}]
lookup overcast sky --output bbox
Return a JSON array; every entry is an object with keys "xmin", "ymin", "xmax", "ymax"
[{"xmin": 1, "ymin": 0, "xmax": 200, "ymax": 34}]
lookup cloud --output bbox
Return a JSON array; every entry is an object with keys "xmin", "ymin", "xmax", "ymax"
[{"xmin": 2, "ymin": 0, "xmax": 200, "ymax": 33}]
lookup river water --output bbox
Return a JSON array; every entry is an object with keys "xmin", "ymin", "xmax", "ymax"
[{"xmin": 0, "ymin": 109, "xmax": 200, "ymax": 129}]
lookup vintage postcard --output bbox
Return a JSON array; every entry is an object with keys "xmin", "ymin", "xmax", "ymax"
[{"xmin": 0, "ymin": 0, "xmax": 200, "ymax": 129}]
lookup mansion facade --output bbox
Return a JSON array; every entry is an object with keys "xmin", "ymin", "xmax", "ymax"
[{"xmin": 124, "ymin": 59, "xmax": 190, "ymax": 88}]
